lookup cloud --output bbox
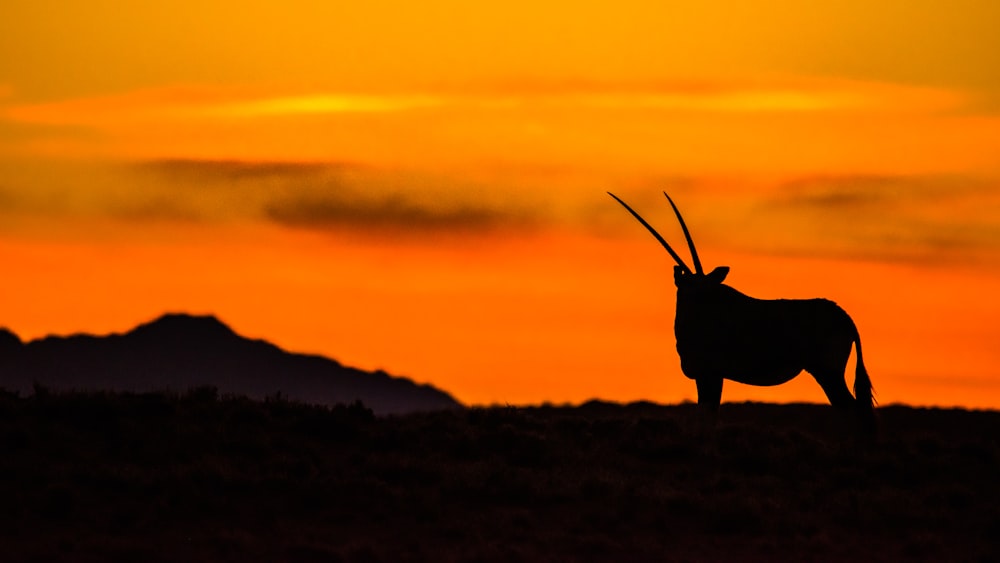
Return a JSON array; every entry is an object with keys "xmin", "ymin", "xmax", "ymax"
[
  {"xmin": 3, "ymin": 157, "xmax": 997, "ymax": 269},
  {"xmin": 266, "ymin": 194, "xmax": 526, "ymax": 233},
  {"xmin": 1, "ymin": 79, "xmax": 967, "ymax": 129},
  {"xmin": 561, "ymin": 79, "xmax": 965, "ymax": 114},
  {"xmin": 743, "ymin": 175, "xmax": 1000, "ymax": 266},
  {"xmin": 132, "ymin": 160, "xmax": 543, "ymax": 234},
  {"xmin": 0, "ymin": 157, "xmax": 551, "ymax": 237},
  {"xmin": 0, "ymin": 117, "xmax": 103, "ymax": 160},
  {"xmin": 600, "ymin": 174, "xmax": 1000, "ymax": 271},
  {"xmin": 199, "ymin": 95, "xmax": 447, "ymax": 118},
  {"xmin": 0, "ymin": 88, "xmax": 449, "ymax": 129},
  {"xmin": 262, "ymin": 171, "xmax": 542, "ymax": 235},
  {"xmin": 2, "ymin": 79, "xmax": 986, "ymax": 172}
]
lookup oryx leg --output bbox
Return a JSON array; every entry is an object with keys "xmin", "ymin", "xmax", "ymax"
[
  {"xmin": 811, "ymin": 372, "xmax": 856, "ymax": 410},
  {"xmin": 807, "ymin": 343, "xmax": 855, "ymax": 410},
  {"xmin": 811, "ymin": 367, "xmax": 877, "ymax": 439},
  {"xmin": 695, "ymin": 376, "xmax": 723, "ymax": 411},
  {"xmin": 694, "ymin": 376, "xmax": 723, "ymax": 437}
]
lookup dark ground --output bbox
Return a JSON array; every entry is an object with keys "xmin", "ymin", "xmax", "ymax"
[{"xmin": 1, "ymin": 388, "xmax": 998, "ymax": 562}]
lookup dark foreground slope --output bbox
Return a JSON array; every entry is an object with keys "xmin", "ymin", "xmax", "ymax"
[
  {"xmin": 0, "ymin": 314, "xmax": 460, "ymax": 415},
  {"xmin": 1, "ymin": 392, "xmax": 997, "ymax": 562}
]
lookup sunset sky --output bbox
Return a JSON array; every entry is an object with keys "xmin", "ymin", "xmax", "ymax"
[{"xmin": 2, "ymin": 1, "xmax": 999, "ymax": 408}]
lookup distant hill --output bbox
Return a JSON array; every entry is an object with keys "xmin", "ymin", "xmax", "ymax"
[{"xmin": 0, "ymin": 313, "xmax": 462, "ymax": 415}]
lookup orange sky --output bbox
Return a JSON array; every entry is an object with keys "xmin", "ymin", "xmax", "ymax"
[{"xmin": 1, "ymin": 1, "xmax": 999, "ymax": 408}]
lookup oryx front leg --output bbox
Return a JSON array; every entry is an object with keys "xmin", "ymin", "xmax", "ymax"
[
  {"xmin": 695, "ymin": 376, "xmax": 723, "ymax": 412},
  {"xmin": 694, "ymin": 376, "xmax": 723, "ymax": 436}
]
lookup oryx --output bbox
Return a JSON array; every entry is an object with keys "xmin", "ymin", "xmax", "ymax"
[{"xmin": 609, "ymin": 192, "xmax": 876, "ymax": 431}]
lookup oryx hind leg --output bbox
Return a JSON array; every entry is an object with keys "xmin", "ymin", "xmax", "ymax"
[
  {"xmin": 811, "ymin": 366, "xmax": 877, "ymax": 440},
  {"xmin": 811, "ymin": 371, "xmax": 856, "ymax": 410},
  {"xmin": 807, "ymin": 336, "xmax": 856, "ymax": 409}
]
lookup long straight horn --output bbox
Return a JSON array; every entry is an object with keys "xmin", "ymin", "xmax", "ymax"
[
  {"xmin": 662, "ymin": 191, "xmax": 703, "ymax": 275},
  {"xmin": 608, "ymin": 192, "xmax": 692, "ymax": 273}
]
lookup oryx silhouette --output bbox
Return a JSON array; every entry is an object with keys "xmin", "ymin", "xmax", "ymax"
[{"xmin": 610, "ymin": 192, "xmax": 876, "ymax": 432}]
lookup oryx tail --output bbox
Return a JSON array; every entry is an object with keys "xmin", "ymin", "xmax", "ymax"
[{"xmin": 852, "ymin": 324, "xmax": 877, "ymax": 430}]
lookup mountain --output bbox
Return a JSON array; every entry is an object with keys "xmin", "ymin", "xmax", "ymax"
[{"xmin": 0, "ymin": 313, "xmax": 462, "ymax": 415}]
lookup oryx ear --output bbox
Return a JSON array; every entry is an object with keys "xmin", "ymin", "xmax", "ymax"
[
  {"xmin": 707, "ymin": 266, "xmax": 729, "ymax": 283},
  {"xmin": 673, "ymin": 265, "xmax": 685, "ymax": 283}
]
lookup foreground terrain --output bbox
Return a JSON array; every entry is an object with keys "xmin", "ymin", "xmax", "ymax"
[{"xmin": 1, "ymin": 389, "xmax": 997, "ymax": 562}]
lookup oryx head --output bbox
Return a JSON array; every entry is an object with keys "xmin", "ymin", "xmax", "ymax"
[{"xmin": 608, "ymin": 192, "xmax": 730, "ymax": 292}]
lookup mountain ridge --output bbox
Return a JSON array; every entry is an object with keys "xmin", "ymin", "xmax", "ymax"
[{"xmin": 0, "ymin": 313, "xmax": 461, "ymax": 415}]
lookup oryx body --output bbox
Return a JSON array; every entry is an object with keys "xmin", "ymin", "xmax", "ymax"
[{"xmin": 610, "ymin": 192, "xmax": 875, "ymax": 431}]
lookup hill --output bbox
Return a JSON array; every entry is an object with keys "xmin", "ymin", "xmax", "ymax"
[{"xmin": 0, "ymin": 313, "xmax": 460, "ymax": 415}]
